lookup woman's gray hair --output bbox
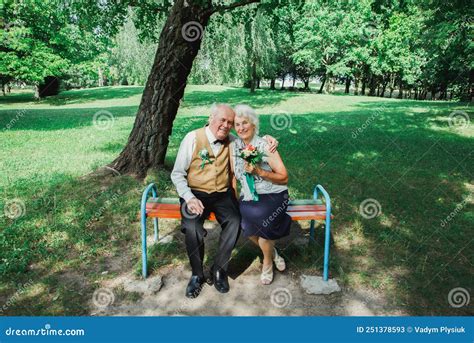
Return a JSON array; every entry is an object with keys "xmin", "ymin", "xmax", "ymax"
[{"xmin": 234, "ymin": 104, "xmax": 259, "ymax": 134}]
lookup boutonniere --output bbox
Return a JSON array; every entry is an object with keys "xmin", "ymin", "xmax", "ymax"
[{"xmin": 198, "ymin": 149, "xmax": 213, "ymax": 169}]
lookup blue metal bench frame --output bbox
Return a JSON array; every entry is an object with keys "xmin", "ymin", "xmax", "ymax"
[{"xmin": 140, "ymin": 183, "xmax": 332, "ymax": 281}]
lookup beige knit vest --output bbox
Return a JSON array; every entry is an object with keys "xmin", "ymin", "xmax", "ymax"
[{"xmin": 187, "ymin": 127, "xmax": 230, "ymax": 193}]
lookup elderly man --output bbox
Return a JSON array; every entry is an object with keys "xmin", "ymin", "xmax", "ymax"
[{"xmin": 171, "ymin": 104, "xmax": 277, "ymax": 298}]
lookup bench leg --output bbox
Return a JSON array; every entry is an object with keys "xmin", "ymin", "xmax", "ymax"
[
  {"xmin": 153, "ymin": 218, "xmax": 159, "ymax": 242},
  {"xmin": 141, "ymin": 214, "xmax": 148, "ymax": 279},
  {"xmin": 309, "ymin": 220, "xmax": 315, "ymax": 242},
  {"xmin": 323, "ymin": 216, "xmax": 331, "ymax": 281},
  {"xmin": 140, "ymin": 183, "xmax": 158, "ymax": 280}
]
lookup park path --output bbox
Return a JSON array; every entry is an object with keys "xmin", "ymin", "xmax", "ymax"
[{"xmin": 91, "ymin": 222, "xmax": 407, "ymax": 316}]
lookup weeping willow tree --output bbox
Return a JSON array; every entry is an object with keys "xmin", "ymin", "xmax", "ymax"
[
  {"xmin": 188, "ymin": 12, "xmax": 247, "ymax": 85},
  {"xmin": 243, "ymin": 8, "xmax": 277, "ymax": 92}
]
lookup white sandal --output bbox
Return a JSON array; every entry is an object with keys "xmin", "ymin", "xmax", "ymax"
[
  {"xmin": 273, "ymin": 248, "xmax": 286, "ymax": 272},
  {"xmin": 260, "ymin": 264, "xmax": 273, "ymax": 285}
]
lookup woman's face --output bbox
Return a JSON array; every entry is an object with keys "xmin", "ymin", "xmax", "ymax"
[{"xmin": 234, "ymin": 116, "xmax": 256, "ymax": 141}]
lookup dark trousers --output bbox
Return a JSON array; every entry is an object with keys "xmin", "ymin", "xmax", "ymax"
[{"xmin": 180, "ymin": 189, "xmax": 241, "ymax": 277}]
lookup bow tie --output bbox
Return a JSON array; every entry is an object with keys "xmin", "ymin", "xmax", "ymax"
[{"xmin": 213, "ymin": 139, "xmax": 226, "ymax": 144}]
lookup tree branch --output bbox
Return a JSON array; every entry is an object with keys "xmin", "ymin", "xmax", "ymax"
[
  {"xmin": 208, "ymin": 0, "xmax": 261, "ymax": 15},
  {"xmin": 127, "ymin": 0, "xmax": 170, "ymax": 13}
]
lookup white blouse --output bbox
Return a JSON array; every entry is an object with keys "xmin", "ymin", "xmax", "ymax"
[{"xmin": 232, "ymin": 135, "xmax": 287, "ymax": 201}]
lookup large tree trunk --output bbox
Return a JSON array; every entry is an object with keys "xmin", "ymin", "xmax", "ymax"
[
  {"xmin": 270, "ymin": 78, "xmax": 276, "ymax": 90},
  {"xmin": 344, "ymin": 77, "xmax": 351, "ymax": 94},
  {"xmin": 398, "ymin": 79, "xmax": 404, "ymax": 99},
  {"xmin": 368, "ymin": 74, "xmax": 376, "ymax": 96},
  {"xmin": 98, "ymin": 66, "xmax": 104, "ymax": 87},
  {"xmin": 109, "ymin": 0, "xmax": 213, "ymax": 176},
  {"xmin": 380, "ymin": 78, "xmax": 388, "ymax": 98},
  {"xmin": 318, "ymin": 74, "xmax": 326, "ymax": 93},
  {"xmin": 34, "ymin": 85, "xmax": 40, "ymax": 100},
  {"xmin": 325, "ymin": 76, "xmax": 331, "ymax": 93},
  {"xmin": 250, "ymin": 60, "xmax": 257, "ymax": 92},
  {"xmin": 354, "ymin": 77, "xmax": 359, "ymax": 95}
]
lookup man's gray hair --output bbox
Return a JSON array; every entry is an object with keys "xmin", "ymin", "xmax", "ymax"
[
  {"xmin": 208, "ymin": 103, "xmax": 233, "ymax": 123},
  {"xmin": 234, "ymin": 104, "xmax": 259, "ymax": 134}
]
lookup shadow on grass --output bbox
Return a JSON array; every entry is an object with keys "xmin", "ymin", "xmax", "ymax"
[
  {"xmin": 182, "ymin": 87, "xmax": 301, "ymax": 108},
  {"xmin": 0, "ymin": 173, "xmax": 142, "ymax": 315},
  {"xmin": 0, "ymin": 106, "xmax": 138, "ymax": 131},
  {"xmin": 0, "ymin": 87, "xmax": 144, "ymax": 106},
  {"xmin": 43, "ymin": 87, "xmax": 144, "ymax": 106}
]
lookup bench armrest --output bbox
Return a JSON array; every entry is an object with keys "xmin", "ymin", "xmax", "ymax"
[
  {"xmin": 141, "ymin": 183, "xmax": 158, "ymax": 217},
  {"xmin": 313, "ymin": 184, "xmax": 332, "ymax": 281},
  {"xmin": 313, "ymin": 184, "xmax": 331, "ymax": 215}
]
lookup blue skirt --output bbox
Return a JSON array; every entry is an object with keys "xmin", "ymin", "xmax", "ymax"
[{"xmin": 239, "ymin": 190, "xmax": 291, "ymax": 240}]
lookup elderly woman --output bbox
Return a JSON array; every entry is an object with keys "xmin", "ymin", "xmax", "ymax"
[{"xmin": 230, "ymin": 104, "xmax": 291, "ymax": 285}]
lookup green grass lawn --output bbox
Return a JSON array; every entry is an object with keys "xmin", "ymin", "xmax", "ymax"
[{"xmin": 0, "ymin": 85, "xmax": 472, "ymax": 315}]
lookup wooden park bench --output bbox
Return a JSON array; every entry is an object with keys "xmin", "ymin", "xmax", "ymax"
[{"xmin": 140, "ymin": 183, "xmax": 333, "ymax": 281}]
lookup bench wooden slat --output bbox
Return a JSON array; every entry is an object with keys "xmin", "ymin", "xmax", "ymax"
[
  {"xmin": 148, "ymin": 197, "xmax": 180, "ymax": 204},
  {"xmin": 145, "ymin": 201, "xmax": 331, "ymax": 221},
  {"xmin": 147, "ymin": 197, "xmax": 324, "ymax": 206},
  {"xmin": 287, "ymin": 204, "xmax": 327, "ymax": 212},
  {"xmin": 146, "ymin": 203, "xmax": 328, "ymax": 212},
  {"xmin": 287, "ymin": 211, "xmax": 329, "ymax": 220}
]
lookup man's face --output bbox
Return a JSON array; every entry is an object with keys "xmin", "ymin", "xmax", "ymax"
[{"xmin": 209, "ymin": 106, "xmax": 235, "ymax": 140}]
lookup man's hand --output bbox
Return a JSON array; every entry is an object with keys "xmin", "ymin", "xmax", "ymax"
[
  {"xmin": 263, "ymin": 135, "xmax": 279, "ymax": 153},
  {"xmin": 186, "ymin": 197, "xmax": 205, "ymax": 215}
]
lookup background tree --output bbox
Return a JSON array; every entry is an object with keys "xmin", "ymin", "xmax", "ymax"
[
  {"xmin": 109, "ymin": 11, "xmax": 159, "ymax": 86},
  {"xmin": 0, "ymin": 0, "xmax": 110, "ymax": 97}
]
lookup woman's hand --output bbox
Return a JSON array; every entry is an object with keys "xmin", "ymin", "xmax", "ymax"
[{"xmin": 244, "ymin": 161, "xmax": 259, "ymax": 175}]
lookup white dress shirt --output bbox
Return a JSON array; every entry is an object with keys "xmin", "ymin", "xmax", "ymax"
[{"xmin": 171, "ymin": 126, "xmax": 235, "ymax": 202}]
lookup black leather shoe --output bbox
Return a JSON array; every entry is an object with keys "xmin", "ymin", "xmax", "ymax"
[
  {"xmin": 185, "ymin": 275, "xmax": 205, "ymax": 298},
  {"xmin": 212, "ymin": 267, "xmax": 229, "ymax": 293}
]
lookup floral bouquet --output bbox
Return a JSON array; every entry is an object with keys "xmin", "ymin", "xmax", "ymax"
[{"xmin": 236, "ymin": 144, "xmax": 265, "ymax": 201}]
